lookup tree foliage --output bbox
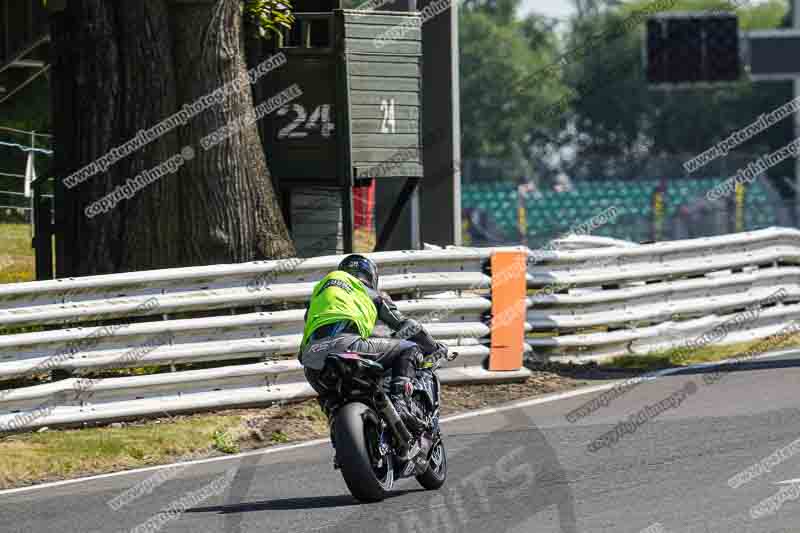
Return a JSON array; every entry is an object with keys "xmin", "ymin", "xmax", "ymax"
[
  {"xmin": 554, "ymin": 0, "xmax": 791, "ymax": 180},
  {"xmin": 244, "ymin": 0, "xmax": 295, "ymax": 38},
  {"xmin": 459, "ymin": 0, "xmax": 568, "ymax": 177},
  {"xmin": 460, "ymin": 0, "xmax": 794, "ymax": 187}
]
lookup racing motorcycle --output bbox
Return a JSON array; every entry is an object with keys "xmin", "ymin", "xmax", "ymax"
[{"xmin": 314, "ymin": 347, "xmax": 458, "ymax": 502}]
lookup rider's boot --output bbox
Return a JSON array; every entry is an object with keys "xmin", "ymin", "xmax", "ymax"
[
  {"xmin": 390, "ymin": 377, "xmax": 426, "ymax": 436},
  {"xmin": 398, "ymin": 439, "xmax": 422, "ymax": 463}
]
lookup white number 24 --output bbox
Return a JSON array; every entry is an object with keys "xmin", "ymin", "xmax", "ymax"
[
  {"xmin": 380, "ymin": 98, "xmax": 396, "ymax": 133},
  {"xmin": 277, "ymin": 104, "xmax": 335, "ymax": 139}
]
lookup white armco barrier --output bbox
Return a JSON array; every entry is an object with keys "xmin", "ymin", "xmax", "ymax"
[
  {"xmin": 2, "ymin": 228, "xmax": 799, "ymax": 431},
  {"xmin": 0, "ymin": 247, "xmax": 529, "ymax": 432},
  {"xmin": 526, "ymin": 227, "xmax": 800, "ymax": 363}
]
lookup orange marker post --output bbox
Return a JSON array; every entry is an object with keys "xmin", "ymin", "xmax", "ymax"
[{"xmin": 489, "ymin": 251, "xmax": 527, "ymax": 371}]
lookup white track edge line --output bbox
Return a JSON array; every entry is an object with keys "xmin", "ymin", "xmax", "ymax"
[
  {"xmin": 0, "ymin": 438, "xmax": 330, "ymax": 497},
  {"xmin": 0, "ymin": 347, "xmax": 795, "ymax": 498}
]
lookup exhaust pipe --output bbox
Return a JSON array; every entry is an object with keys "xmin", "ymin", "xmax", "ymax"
[{"xmin": 375, "ymin": 392, "xmax": 414, "ymax": 447}]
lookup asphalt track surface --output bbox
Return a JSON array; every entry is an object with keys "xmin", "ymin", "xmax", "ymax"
[{"xmin": 5, "ymin": 353, "xmax": 800, "ymax": 533}]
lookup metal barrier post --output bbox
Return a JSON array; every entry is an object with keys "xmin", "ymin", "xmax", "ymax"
[{"xmin": 32, "ymin": 177, "xmax": 53, "ymax": 280}]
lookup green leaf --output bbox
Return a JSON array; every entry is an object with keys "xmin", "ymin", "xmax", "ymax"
[{"xmin": 245, "ymin": 0, "xmax": 295, "ymax": 39}]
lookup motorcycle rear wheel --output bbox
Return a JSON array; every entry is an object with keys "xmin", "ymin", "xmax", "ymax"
[{"xmin": 334, "ymin": 402, "xmax": 394, "ymax": 502}]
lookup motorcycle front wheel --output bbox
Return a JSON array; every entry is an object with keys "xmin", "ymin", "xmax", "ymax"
[
  {"xmin": 416, "ymin": 438, "xmax": 447, "ymax": 490},
  {"xmin": 334, "ymin": 402, "xmax": 394, "ymax": 502}
]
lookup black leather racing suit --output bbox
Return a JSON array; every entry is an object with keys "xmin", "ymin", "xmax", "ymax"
[{"xmin": 300, "ymin": 286, "xmax": 439, "ymax": 409}]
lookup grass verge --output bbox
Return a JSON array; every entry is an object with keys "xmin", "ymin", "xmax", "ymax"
[
  {"xmin": 605, "ymin": 333, "xmax": 800, "ymax": 372},
  {"xmin": 0, "ymin": 414, "xmax": 243, "ymax": 489},
  {"xmin": 0, "ymin": 223, "xmax": 35, "ymax": 284}
]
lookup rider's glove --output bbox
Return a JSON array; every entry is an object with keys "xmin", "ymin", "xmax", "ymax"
[{"xmin": 431, "ymin": 342, "xmax": 449, "ymax": 361}]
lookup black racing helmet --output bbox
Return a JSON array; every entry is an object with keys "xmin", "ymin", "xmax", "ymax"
[{"xmin": 338, "ymin": 254, "xmax": 379, "ymax": 290}]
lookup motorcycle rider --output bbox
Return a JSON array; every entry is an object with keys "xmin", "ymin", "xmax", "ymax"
[{"xmin": 299, "ymin": 254, "xmax": 445, "ymax": 448}]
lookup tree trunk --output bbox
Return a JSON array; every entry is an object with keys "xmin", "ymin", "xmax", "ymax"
[
  {"xmin": 168, "ymin": 0, "xmax": 295, "ymax": 264},
  {"xmin": 51, "ymin": 0, "xmax": 294, "ymax": 277}
]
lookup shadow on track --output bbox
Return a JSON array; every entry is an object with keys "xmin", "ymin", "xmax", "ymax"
[
  {"xmin": 218, "ymin": 402, "xmax": 578, "ymax": 533},
  {"xmin": 188, "ymin": 490, "xmax": 423, "ymax": 514}
]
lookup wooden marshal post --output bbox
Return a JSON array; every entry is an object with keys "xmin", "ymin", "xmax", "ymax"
[
  {"xmin": 488, "ymin": 251, "xmax": 527, "ymax": 371},
  {"xmin": 253, "ymin": 0, "xmax": 425, "ymax": 256}
]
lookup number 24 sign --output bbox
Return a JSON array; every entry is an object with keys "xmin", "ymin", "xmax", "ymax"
[
  {"xmin": 276, "ymin": 99, "xmax": 399, "ymax": 139},
  {"xmin": 276, "ymin": 104, "xmax": 335, "ymax": 139}
]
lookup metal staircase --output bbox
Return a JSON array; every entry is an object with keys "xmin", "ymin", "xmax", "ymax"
[{"xmin": 0, "ymin": 1, "xmax": 50, "ymax": 105}]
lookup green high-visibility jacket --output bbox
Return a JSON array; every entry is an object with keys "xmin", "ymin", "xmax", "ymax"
[{"xmin": 300, "ymin": 270, "xmax": 378, "ymax": 348}]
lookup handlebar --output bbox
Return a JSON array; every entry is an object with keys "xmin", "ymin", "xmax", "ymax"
[{"xmin": 421, "ymin": 346, "xmax": 458, "ymax": 371}]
